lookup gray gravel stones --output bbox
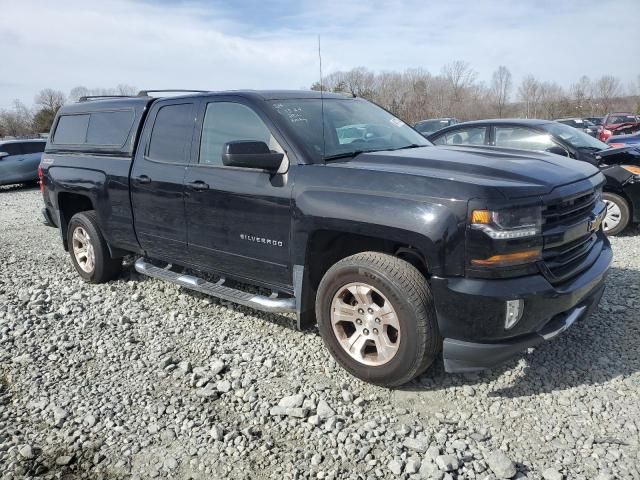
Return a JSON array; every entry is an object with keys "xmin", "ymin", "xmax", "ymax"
[
  {"xmin": 542, "ymin": 468, "xmax": 564, "ymax": 480},
  {"xmin": 1, "ymin": 187, "xmax": 640, "ymax": 479},
  {"xmin": 387, "ymin": 458, "xmax": 403, "ymax": 475},
  {"xmin": 18, "ymin": 445, "xmax": 34, "ymax": 459},
  {"xmin": 402, "ymin": 434, "xmax": 430, "ymax": 452},
  {"xmin": 485, "ymin": 450, "xmax": 517, "ymax": 478},
  {"xmin": 436, "ymin": 453, "xmax": 460, "ymax": 472}
]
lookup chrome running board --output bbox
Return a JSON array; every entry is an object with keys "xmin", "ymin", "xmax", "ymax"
[{"xmin": 134, "ymin": 258, "xmax": 296, "ymax": 314}]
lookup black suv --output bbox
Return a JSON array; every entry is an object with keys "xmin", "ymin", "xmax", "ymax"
[{"xmin": 39, "ymin": 91, "xmax": 611, "ymax": 386}]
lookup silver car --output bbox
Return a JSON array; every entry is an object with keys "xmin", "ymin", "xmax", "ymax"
[{"xmin": 0, "ymin": 139, "xmax": 46, "ymax": 186}]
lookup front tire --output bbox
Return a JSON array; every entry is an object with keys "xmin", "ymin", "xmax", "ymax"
[
  {"xmin": 316, "ymin": 252, "xmax": 440, "ymax": 387},
  {"xmin": 67, "ymin": 211, "xmax": 122, "ymax": 283},
  {"xmin": 602, "ymin": 192, "xmax": 630, "ymax": 236}
]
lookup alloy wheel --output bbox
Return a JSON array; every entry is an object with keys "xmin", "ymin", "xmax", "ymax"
[
  {"xmin": 72, "ymin": 226, "xmax": 95, "ymax": 273},
  {"xmin": 330, "ymin": 282, "xmax": 401, "ymax": 366}
]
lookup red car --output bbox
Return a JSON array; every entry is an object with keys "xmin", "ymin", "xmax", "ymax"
[{"xmin": 597, "ymin": 113, "xmax": 640, "ymax": 142}]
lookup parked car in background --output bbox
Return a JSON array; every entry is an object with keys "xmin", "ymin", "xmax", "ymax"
[
  {"xmin": 608, "ymin": 132, "xmax": 640, "ymax": 148},
  {"xmin": 414, "ymin": 118, "xmax": 458, "ymax": 136},
  {"xmin": 556, "ymin": 117, "xmax": 598, "ymax": 137},
  {"xmin": 598, "ymin": 113, "xmax": 640, "ymax": 142},
  {"xmin": 428, "ymin": 119, "xmax": 640, "ymax": 235},
  {"xmin": 585, "ymin": 116, "xmax": 603, "ymax": 126},
  {"xmin": 0, "ymin": 139, "xmax": 46, "ymax": 187}
]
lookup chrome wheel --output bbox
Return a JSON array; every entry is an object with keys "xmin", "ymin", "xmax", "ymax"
[
  {"xmin": 330, "ymin": 282, "xmax": 400, "ymax": 366},
  {"xmin": 603, "ymin": 199, "xmax": 622, "ymax": 233},
  {"xmin": 72, "ymin": 226, "xmax": 95, "ymax": 273}
]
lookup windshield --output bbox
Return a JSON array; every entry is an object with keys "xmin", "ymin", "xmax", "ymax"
[
  {"xmin": 269, "ymin": 98, "xmax": 430, "ymax": 161},
  {"xmin": 543, "ymin": 122, "xmax": 609, "ymax": 150},
  {"xmin": 608, "ymin": 115, "xmax": 637, "ymax": 125},
  {"xmin": 415, "ymin": 120, "xmax": 451, "ymax": 134}
]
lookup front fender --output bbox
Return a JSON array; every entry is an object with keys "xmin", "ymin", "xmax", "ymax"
[{"xmin": 292, "ymin": 189, "xmax": 467, "ymax": 277}]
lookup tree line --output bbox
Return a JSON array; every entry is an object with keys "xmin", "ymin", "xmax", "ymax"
[
  {"xmin": 2, "ymin": 64, "xmax": 639, "ymax": 138},
  {"xmin": 311, "ymin": 62, "xmax": 640, "ymax": 125},
  {"xmin": 0, "ymin": 85, "xmax": 137, "ymax": 138}
]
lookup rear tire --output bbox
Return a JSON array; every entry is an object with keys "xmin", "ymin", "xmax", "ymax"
[
  {"xmin": 316, "ymin": 252, "xmax": 440, "ymax": 387},
  {"xmin": 67, "ymin": 211, "xmax": 122, "ymax": 283},
  {"xmin": 602, "ymin": 192, "xmax": 630, "ymax": 236}
]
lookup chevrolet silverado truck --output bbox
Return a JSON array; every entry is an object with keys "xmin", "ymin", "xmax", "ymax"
[{"xmin": 40, "ymin": 90, "xmax": 612, "ymax": 386}]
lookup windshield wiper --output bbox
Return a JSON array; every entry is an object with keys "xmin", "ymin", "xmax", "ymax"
[
  {"xmin": 324, "ymin": 150, "xmax": 367, "ymax": 161},
  {"xmin": 386, "ymin": 144, "xmax": 425, "ymax": 151}
]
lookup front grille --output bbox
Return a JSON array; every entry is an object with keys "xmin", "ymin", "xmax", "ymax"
[
  {"xmin": 541, "ymin": 189, "xmax": 601, "ymax": 283},
  {"xmin": 543, "ymin": 190, "xmax": 596, "ymax": 229}
]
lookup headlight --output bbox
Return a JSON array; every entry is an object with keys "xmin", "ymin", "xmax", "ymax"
[{"xmin": 470, "ymin": 206, "xmax": 542, "ymax": 239}]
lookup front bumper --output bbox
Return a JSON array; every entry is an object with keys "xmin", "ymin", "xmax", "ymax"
[{"xmin": 431, "ymin": 241, "xmax": 612, "ymax": 373}]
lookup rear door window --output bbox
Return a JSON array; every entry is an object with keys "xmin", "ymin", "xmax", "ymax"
[
  {"xmin": 53, "ymin": 114, "xmax": 90, "ymax": 144},
  {"xmin": 432, "ymin": 127, "xmax": 487, "ymax": 146},
  {"xmin": 147, "ymin": 103, "xmax": 195, "ymax": 163},
  {"xmin": 494, "ymin": 126, "xmax": 555, "ymax": 151},
  {"xmin": 86, "ymin": 110, "xmax": 134, "ymax": 146}
]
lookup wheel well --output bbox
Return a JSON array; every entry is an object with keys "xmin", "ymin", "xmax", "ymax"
[
  {"xmin": 58, "ymin": 193, "xmax": 94, "ymax": 250},
  {"xmin": 305, "ymin": 230, "xmax": 429, "ymax": 295}
]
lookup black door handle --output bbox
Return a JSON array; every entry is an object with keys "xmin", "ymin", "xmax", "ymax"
[
  {"xmin": 135, "ymin": 175, "xmax": 152, "ymax": 184},
  {"xmin": 186, "ymin": 180, "xmax": 209, "ymax": 191}
]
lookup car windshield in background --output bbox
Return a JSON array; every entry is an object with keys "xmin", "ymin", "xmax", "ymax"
[
  {"xmin": 608, "ymin": 115, "xmax": 637, "ymax": 124},
  {"xmin": 416, "ymin": 120, "xmax": 450, "ymax": 134},
  {"xmin": 269, "ymin": 98, "xmax": 430, "ymax": 161},
  {"xmin": 543, "ymin": 122, "xmax": 608, "ymax": 150}
]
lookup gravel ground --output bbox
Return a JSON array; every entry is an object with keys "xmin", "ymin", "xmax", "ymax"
[{"xmin": 1, "ymin": 185, "xmax": 639, "ymax": 480}]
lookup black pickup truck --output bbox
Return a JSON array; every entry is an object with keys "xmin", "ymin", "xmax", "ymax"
[{"xmin": 40, "ymin": 90, "xmax": 612, "ymax": 386}]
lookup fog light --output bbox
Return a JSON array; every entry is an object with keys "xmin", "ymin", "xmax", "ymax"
[{"xmin": 505, "ymin": 299, "xmax": 524, "ymax": 329}]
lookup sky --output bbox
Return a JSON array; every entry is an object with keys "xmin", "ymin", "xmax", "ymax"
[{"xmin": 0, "ymin": 0, "xmax": 639, "ymax": 109}]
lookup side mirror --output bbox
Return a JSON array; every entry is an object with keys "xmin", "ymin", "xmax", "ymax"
[
  {"xmin": 546, "ymin": 145, "xmax": 570, "ymax": 157},
  {"xmin": 222, "ymin": 141, "xmax": 284, "ymax": 172},
  {"xmin": 0, "ymin": 152, "xmax": 8, "ymax": 160}
]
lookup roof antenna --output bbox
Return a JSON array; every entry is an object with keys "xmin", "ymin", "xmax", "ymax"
[{"xmin": 318, "ymin": 35, "xmax": 326, "ymax": 161}]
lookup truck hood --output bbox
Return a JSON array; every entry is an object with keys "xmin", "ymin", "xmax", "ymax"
[{"xmin": 328, "ymin": 145, "xmax": 600, "ymax": 198}]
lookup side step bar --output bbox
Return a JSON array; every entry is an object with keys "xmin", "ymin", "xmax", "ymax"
[{"xmin": 134, "ymin": 258, "xmax": 296, "ymax": 314}]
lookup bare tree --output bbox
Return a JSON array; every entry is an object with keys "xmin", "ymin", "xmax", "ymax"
[
  {"xmin": 33, "ymin": 89, "xmax": 66, "ymax": 133},
  {"xmin": 442, "ymin": 61, "xmax": 477, "ymax": 106},
  {"xmin": 594, "ymin": 75, "xmax": 622, "ymax": 113},
  {"xmin": 518, "ymin": 75, "xmax": 542, "ymax": 118},
  {"xmin": 69, "ymin": 86, "xmax": 90, "ymax": 102},
  {"xmin": 539, "ymin": 82, "xmax": 570, "ymax": 119},
  {"xmin": 490, "ymin": 66, "xmax": 512, "ymax": 117},
  {"xmin": 570, "ymin": 76, "xmax": 592, "ymax": 116},
  {"xmin": 0, "ymin": 100, "xmax": 33, "ymax": 137},
  {"xmin": 34, "ymin": 89, "xmax": 66, "ymax": 112},
  {"xmin": 116, "ymin": 84, "xmax": 138, "ymax": 96}
]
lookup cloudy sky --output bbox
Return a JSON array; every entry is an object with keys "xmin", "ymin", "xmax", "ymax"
[{"xmin": 1, "ymin": 0, "xmax": 638, "ymax": 108}]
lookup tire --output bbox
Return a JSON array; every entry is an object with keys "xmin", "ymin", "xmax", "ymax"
[
  {"xmin": 67, "ymin": 211, "xmax": 122, "ymax": 283},
  {"xmin": 316, "ymin": 252, "xmax": 440, "ymax": 387},
  {"xmin": 602, "ymin": 192, "xmax": 630, "ymax": 236}
]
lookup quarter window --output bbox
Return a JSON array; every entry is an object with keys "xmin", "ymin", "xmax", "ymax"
[
  {"xmin": 147, "ymin": 103, "xmax": 194, "ymax": 163},
  {"xmin": 199, "ymin": 102, "xmax": 281, "ymax": 166},
  {"xmin": 86, "ymin": 110, "xmax": 134, "ymax": 146},
  {"xmin": 494, "ymin": 126, "xmax": 555, "ymax": 151},
  {"xmin": 54, "ymin": 114, "xmax": 90, "ymax": 144}
]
